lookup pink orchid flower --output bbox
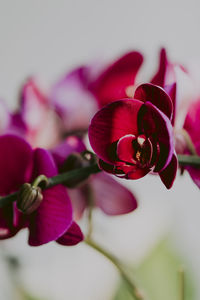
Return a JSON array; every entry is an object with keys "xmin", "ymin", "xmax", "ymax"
[
  {"xmin": 0, "ymin": 134, "xmax": 83, "ymax": 246},
  {"xmin": 183, "ymin": 99, "xmax": 200, "ymax": 188},
  {"xmin": 152, "ymin": 49, "xmax": 200, "ymax": 188},
  {"xmin": 50, "ymin": 52, "xmax": 143, "ymax": 133},
  {"xmin": 10, "ymin": 78, "xmax": 62, "ymax": 148},
  {"xmin": 151, "ymin": 48, "xmax": 199, "ymax": 130}
]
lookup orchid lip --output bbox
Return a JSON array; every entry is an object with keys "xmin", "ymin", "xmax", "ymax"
[{"xmin": 117, "ymin": 134, "xmax": 153, "ymax": 169}]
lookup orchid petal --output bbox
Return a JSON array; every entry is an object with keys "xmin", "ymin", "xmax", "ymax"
[
  {"xmin": 56, "ymin": 221, "xmax": 83, "ymax": 246},
  {"xmin": 90, "ymin": 52, "xmax": 143, "ymax": 107},
  {"xmin": 19, "ymin": 78, "xmax": 61, "ymax": 148},
  {"xmin": 184, "ymin": 99, "xmax": 200, "ymax": 145},
  {"xmin": 159, "ymin": 153, "xmax": 178, "ymax": 189},
  {"xmin": 184, "ymin": 141, "xmax": 200, "ymax": 189},
  {"xmin": 51, "ymin": 67, "xmax": 98, "ymax": 131},
  {"xmin": 134, "ymin": 83, "xmax": 173, "ymax": 120},
  {"xmin": 0, "ymin": 135, "xmax": 33, "ymax": 237},
  {"xmin": 20, "ymin": 78, "xmax": 49, "ymax": 132},
  {"xmin": 68, "ymin": 187, "xmax": 87, "ymax": 220},
  {"xmin": 91, "ymin": 172, "xmax": 137, "ymax": 215},
  {"xmin": 89, "ymin": 99, "xmax": 143, "ymax": 163},
  {"xmin": 117, "ymin": 134, "xmax": 136, "ymax": 164},
  {"xmin": 0, "ymin": 135, "xmax": 33, "ymax": 195},
  {"xmin": 51, "ymin": 136, "xmax": 86, "ymax": 169},
  {"xmin": 124, "ymin": 165, "xmax": 150, "ymax": 179},
  {"xmin": 151, "ymin": 48, "xmax": 168, "ymax": 86},
  {"xmin": 28, "ymin": 148, "xmax": 72, "ymax": 246},
  {"xmin": 138, "ymin": 102, "xmax": 174, "ymax": 172}
]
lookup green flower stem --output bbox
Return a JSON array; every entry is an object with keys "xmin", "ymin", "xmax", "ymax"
[
  {"xmin": 47, "ymin": 164, "xmax": 100, "ymax": 187},
  {"xmin": 0, "ymin": 164, "xmax": 100, "ymax": 208},
  {"xmin": 0, "ymin": 192, "xmax": 18, "ymax": 208},
  {"xmin": 85, "ymin": 238, "xmax": 144, "ymax": 300},
  {"xmin": 177, "ymin": 154, "xmax": 200, "ymax": 167},
  {"xmin": 178, "ymin": 267, "xmax": 185, "ymax": 300},
  {"xmin": 32, "ymin": 174, "xmax": 49, "ymax": 188},
  {"xmin": 1, "ymin": 154, "xmax": 200, "ymax": 209}
]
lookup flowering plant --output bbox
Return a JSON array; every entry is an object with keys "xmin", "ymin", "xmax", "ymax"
[{"xmin": 0, "ymin": 48, "xmax": 199, "ymax": 299}]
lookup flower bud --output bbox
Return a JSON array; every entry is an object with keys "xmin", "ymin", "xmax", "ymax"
[
  {"xmin": 17, "ymin": 183, "xmax": 43, "ymax": 214},
  {"xmin": 81, "ymin": 150, "xmax": 97, "ymax": 165},
  {"xmin": 59, "ymin": 151, "xmax": 96, "ymax": 188}
]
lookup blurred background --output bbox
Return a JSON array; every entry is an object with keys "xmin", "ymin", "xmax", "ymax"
[{"xmin": 0, "ymin": 0, "xmax": 200, "ymax": 299}]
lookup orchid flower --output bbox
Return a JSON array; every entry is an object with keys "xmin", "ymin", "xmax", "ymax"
[{"xmin": 0, "ymin": 134, "xmax": 83, "ymax": 246}]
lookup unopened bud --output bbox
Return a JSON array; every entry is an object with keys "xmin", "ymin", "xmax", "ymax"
[
  {"xmin": 81, "ymin": 150, "xmax": 97, "ymax": 165},
  {"xmin": 59, "ymin": 151, "xmax": 96, "ymax": 188},
  {"xmin": 59, "ymin": 153, "xmax": 84, "ymax": 174},
  {"xmin": 17, "ymin": 183, "xmax": 43, "ymax": 214}
]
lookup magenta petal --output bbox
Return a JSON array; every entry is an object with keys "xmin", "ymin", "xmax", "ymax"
[
  {"xmin": 151, "ymin": 48, "xmax": 168, "ymax": 86},
  {"xmin": 98, "ymin": 159, "xmax": 149, "ymax": 179},
  {"xmin": 125, "ymin": 166, "xmax": 150, "ymax": 179},
  {"xmin": 8, "ymin": 113, "xmax": 27, "ymax": 137},
  {"xmin": 68, "ymin": 187, "xmax": 87, "ymax": 220},
  {"xmin": 90, "ymin": 52, "xmax": 143, "ymax": 107},
  {"xmin": 138, "ymin": 102, "xmax": 174, "ymax": 172},
  {"xmin": 91, "ymin": 172, "xmax": 137, "ymax": 215},
  {"xmin": 184, "ymin": 141, "xmax": 200, "ymax": 189},
  {"xmin": 164, "ymin": 83, "xmax": 176, "ymax": 125},
  {"xmin": 28, "ymin": 149, "xmax": 72, "ymax": 246},
  {"xmin": 20, "ymin": 78, "xmax": 49, "ymax": 130},
  {"xmin": 184, "ymin": 99, "xmax": 200, "ymax": 145},
  {"xmin": 51, "ymin": 136, "xmax": 86, "ymax": 169},
  {"xmin": 0, "ymin": 135, "xmax": 32, "ymax": 237},
  {"xmin": 51, "ymin": 67, "xmax": 98, "ymax": 131},
  {"xmin": 89, "ymin": 99, "xmax": 143, "ymax": 163},
  {"xmin": 0, "ymin": 135, "xmax": 33, "ymax": 195},
  {"xmin": 117, "ymin": 134, "xmax": 136, "ymax": 164},
  {"xmin": 159, "ymin": 153, "xmax": 178, "ymax": 189},
  {"xmin": 186, "ymin": 167, "xmax": 200, "ymax": 189},
  {"xmin": 134, "ymin": 83, "xmax": 173, "ymax": 120},
  {"xmin": 56, "ymin": 221, "xmax": 84, "ymax": 246},
  {"xmin": 186, "ymin": 166, "xmax": 200, "ymax": 189}
]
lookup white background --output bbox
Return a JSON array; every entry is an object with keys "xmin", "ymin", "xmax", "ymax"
[{"xmin": 0, "ymin": 1, "xmax": 200, "ymax": 299}]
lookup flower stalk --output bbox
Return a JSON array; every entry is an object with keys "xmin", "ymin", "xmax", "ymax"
[
  {"xmin": 85, "ymin": 238, "xmax": 144, "ymax": 300},
  {"xmin": 0, "ymin": 164, "xmax": 100, "ymax": 208},
  {"xmin": 177, "ymin": 154, "xmax": 200, "ymax": 167},
  {"xmin": 0, "ymin": 154, "xmax": 200, "ymax": 209},
  {"xmin": 178, "ymin": 267, "xmax": 185, "ymax": 300}
]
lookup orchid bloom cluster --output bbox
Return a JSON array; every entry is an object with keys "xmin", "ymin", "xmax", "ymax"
[{"xmin": 0, "ymin": 48, "xmax": 199, "ymax": 252}]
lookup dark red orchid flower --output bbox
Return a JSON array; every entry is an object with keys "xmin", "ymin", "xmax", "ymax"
[{"xmin": 89, "ymin": 83, "xmax": 177, "ymax": 189}]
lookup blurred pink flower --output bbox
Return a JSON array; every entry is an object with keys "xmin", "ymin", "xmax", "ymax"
[
  {"xmin": 51, "ymin": 67, "xmax": 98, "ymax": 133},
  {"xmin": 10, "ymin": 78, "xmax": 62, "ymax": 148},
  {"xmin": 183, "ymin": 99, "xmax": 200, "ymax": 188},
  {"xmin": 50, "ymin": 51, "xmax": 143, "ymax": 133},
  {"xmin": 152, "ymin": 49, "xmax": 200, "ymax": 188},
  {"xmin": 151, "ymin": 48, "xmax": 199, "ymax": 130}
]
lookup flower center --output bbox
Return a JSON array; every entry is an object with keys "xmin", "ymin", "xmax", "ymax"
[
  {"xmin": 132, "ymin": 135, "xmax": 152, "ymax": 167},
  {"xmin": 116, "ymin": 134, "xmax": 153, "ymax": 168}
]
